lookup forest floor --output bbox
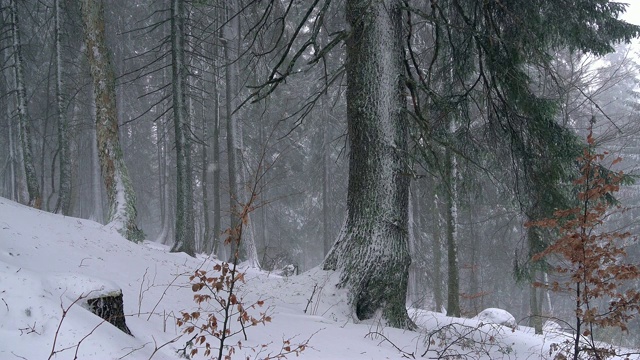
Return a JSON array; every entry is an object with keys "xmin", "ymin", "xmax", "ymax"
[{"xmin": 0, "ymin": 197, "xmax": 638, "ymax": 359}]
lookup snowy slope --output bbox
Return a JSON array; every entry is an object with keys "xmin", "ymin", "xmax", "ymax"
[{"xmin": 0, "ymin": 197, "xmax": 638, "ymax": 359}]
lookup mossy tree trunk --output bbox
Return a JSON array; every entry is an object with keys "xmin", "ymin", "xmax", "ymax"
[
  {"xmin": 323, "ymin": 0, "xmax": 414, "ymax": 330},
  {"xmin": 80, "ymin": 0, "xmax": 142, "ymax": 241}
]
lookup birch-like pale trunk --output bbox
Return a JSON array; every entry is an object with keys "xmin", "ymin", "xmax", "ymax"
[
  {"xmin": 323, "ymin": 0, "xmax": 413, "ymax": 329},
  {"xmin": 433, "ymin": 196, "xmax": 444, "ymax": 312},
  {"xmin": 81, "ymin": 0, "xmax": 142, "ymax": 241},
  {"xmin": 445, "ymin": 135, "xmax": 460, "ymax": 317},
  {"xmin": 54, "ymin": 0, "xmax": 71, "ymax": 215},
  {"xmin": 10, "ymin": 0, "xmax": 41, "ymax": 209},
  {"xmin": 169, "ymin": 0, "xmax": 196, "ymax": 256}
]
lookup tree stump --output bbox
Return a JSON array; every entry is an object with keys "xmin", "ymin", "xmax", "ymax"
[{"xmin": 87, "ymin": 290, "xmax": 132, "ymax": 336}]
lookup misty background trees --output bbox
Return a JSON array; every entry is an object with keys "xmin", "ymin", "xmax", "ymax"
[{"xmin": 1, "ymin": 0, "xmax": 640, "ymax": 346}]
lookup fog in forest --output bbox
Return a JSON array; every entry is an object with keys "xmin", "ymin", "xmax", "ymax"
[{"xmin": 2, "ymin": 0, "xmax": 640, "ymax": 350}]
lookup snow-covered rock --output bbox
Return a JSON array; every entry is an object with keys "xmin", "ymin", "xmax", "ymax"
[{"xmin": 474, "ymin": 308, "xmax": 517, "ymax": 328}]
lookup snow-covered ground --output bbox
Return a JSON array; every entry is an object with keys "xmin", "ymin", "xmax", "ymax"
[{"xmin": 1, "ymin": 197, "xmax": 638, "ymax": 359}]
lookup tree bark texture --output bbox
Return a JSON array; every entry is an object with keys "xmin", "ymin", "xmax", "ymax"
[
  {"xmin": 10, "ymin": 0, "xmax": 41, "ymax": 209},
  {"xmin": 81, "ymin": 0, "xmax": 142, "ymax": 241},
  {"xmin": 169, "ymin": 0, "xmax": 196, "ymax": 256},
  {"xmin": 323, "ymin": 0, "xmax": 413, "ymax": 329},
  {"xmin": 445, "ymin": 146, "xmax": 460, "ymax": 317},
  {"xmin": 432, "ymin": 196, "xmax": 443, "ymax": 312},
  {"xmin": 223, "ymin": 1, "xmax": 241, "ymax": 260},
  {"xmin": 54, "ymin": 0, "xmax": 71, "ymax": 215},
  {"xmin": 211, "ymin": 9, "xmax": 223, "ymax": 259}
]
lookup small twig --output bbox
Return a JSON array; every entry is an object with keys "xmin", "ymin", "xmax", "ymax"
[
  {"xmin": 78, "ymin": 257, "xmax": 91, "ymax": 267},
  {"xmin": 18, "ymin": 322, "xmax": 40, "ymax": 335},
  {"xmin": 137, "ymin": 267, "xmax": 149, "ymax": 316},
  {"xmin": 11, "ymin": 351, "xmax": 28, "ymax": 360},
  {"xmin": 303, "ymin": 283, "xmax": 317, "ymax": 314},
  {"xmin": 366, "ymin": 331, "xmax": 415, "ymax": 359},
  {"xmin": 117, "ymin": 342, "xmax": 150, "ymax": 359},
  {"xmin": 72, "ymin": 319, "xmax": 108, "ymax": 359},
  {"xmin": 147, "ymin": 272, "xmax": 185, "ymax": 321},
  {"xmin": 48, "ymin": 292, "xmax": 92, "ymax": 360},
  {"xmin": 146, "ymin": 335, "xmax": 182, "ymax": 360}
]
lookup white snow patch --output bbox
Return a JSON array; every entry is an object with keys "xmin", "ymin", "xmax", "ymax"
[
  {"xmin": 0, "ymin": 197, "xmax": 638, "ymax": 359},
  {"xmin": 474, "ymin": 308, "xmax": 517, "ymax": 328}
]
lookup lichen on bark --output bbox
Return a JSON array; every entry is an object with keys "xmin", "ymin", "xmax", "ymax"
[{"xmin": 81, "ymin": 0, "xmax": 143, "ymax": 242}]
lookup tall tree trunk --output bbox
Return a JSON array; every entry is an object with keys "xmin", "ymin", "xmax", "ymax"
[
  {"xmin": 445, "ymin": 145, "xmax": 460, "ymax": 317},
  {"xmin": 528, "ymin": 226, "xmax": 543, "ymax": 334},
  {"xmin": 90, "ymin": 102, "xmax": 104, "ymax": 223},
  {"xmin": 407, "ymin": 186, "xmax": 418, "ymax": 306},
  {"xmin": 81, "ymin": 0, "xmax": 142, "ymax": 241},
  {"xmin": 322, "ymin": 98, "xmax": 331, "ymax": 256},
  {"xmin": 211, "ymin": 56, "xmax": 222, "ymax": 258},
  {"xmin": 155, "ymin": 116, "xmax": 171, "ymax": 244},
  {"xmin": 222, "ymin": 2, "xmax": 259, "ymax": 268},
  {"xmin": 208, "ymin": 4, "xmax": 223, "ymax": 258},
  {"xmin": 323, "ymin": 0, "xmax": 413, "ymax": 329},
  {"xmin": 202, "ymin": 84, "xmax": 212, "ymax": 253},
  {"xmin": 54, "ymin": 0, "xmax": 71, "ymax": 215},
  {"xmin": 7, "ymin": 104, "xmax": 16, "ymax": 201},
  {"xmin": 10, "ymin": 0, "xmax": 41, "ymax": 209},
  {"xmin": 432, "ymin": 196, "xmax": 443, "ymax": 312},
  {"xmin": 3, "ymin": 64, "xmax": 17, "ymax": 200},
  {"xmin": 223, "ymin": 2, "xmax": 239, "ymax": 259},
  {"xmin": 467, "ymin": 201, "xmax": 480, "ymax": 314},
  {"xmin": 169, "ymin": 0, "xmax": 195, "ymax": 255}
]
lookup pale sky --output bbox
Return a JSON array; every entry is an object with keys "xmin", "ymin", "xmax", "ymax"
[{"xmin": 622, "ymin": 1, "xmax": 640, "ymax": 25}]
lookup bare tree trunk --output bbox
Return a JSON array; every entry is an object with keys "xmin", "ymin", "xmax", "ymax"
[
  {"xmin": 54, "ymin": 0, "xmax": 71, "ymax": 215},
  {"xmin": 223, "ymin": 3, "xmax": 239, "ymax": 259},
  {"xmin": 155, "ymin": 115, "xmax": 172, "ymax": 244},
  {"xmin": 7, "ymin": 104, "xmax": 16, "ymax": 201},
  {"xmin": 407, "ymin": 186, "xmax": 418, "ymax": 307},
  {"xmin": 445, "ymin": 144, "xmax": 460, "ymax": 317},
  {"xmin": 81, "ymin": 0, "xmax": 142, "ymax": 241},
  {"xmin": 433, "ymin": 196, "xmax": 444, "ymax": 312},
  {"xmin": 3, "ymin": 64, "xmax": 17, "ymax": 200},
  {"xmin": 201, "ymin": 84, "xmax": 212, "ymax": 253},
  {"xmin": 10, "ymin": 0, "xmax": 41, "ymax": 209},
  {"xmin": 322, "ymin": 98, "xmax": 331, "ymax": 256},
  {"xmin": 212, "ymin": 55, "xmax": 223, "ymax": 258},
  {"xmin": 207, "ymin": 4, "xmax": 223, "ymax": 258},
  {"xmin": 528, "ymin": 226, "xmax": 543, "ymax": 334},
  {"xmin": 90, "ymin": 102, "xmax": 104, "ymax": 223},
  {"xmin": 323, "ymin": 0, "xmax": 413, "ymax": 329},
  {"xmin": 222, "ymin": 2, "xmax": 259, "ymax": 268},
  {"xmin": 169, "ymin": 0, "xmax": 195, "ymax": 255}
]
